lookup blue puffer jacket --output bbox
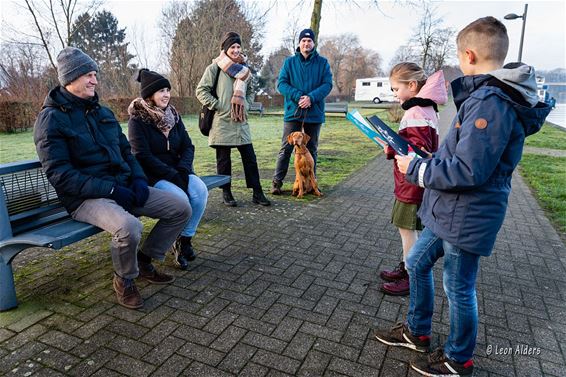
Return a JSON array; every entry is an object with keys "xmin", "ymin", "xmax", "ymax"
[
  {"xmin": 405, "ymin": 68, "xmax": 551, "ymax": 256},
  {"xmin": 34, "ymin": 86, "xmax": 146, "ymax": 213},
  {"xmin": 277, "ymin": 49, "xmax": 333, "ymax": 123}
]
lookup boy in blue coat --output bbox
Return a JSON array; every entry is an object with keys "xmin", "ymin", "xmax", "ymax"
[
  {"xmin": 270, "ymin": 28, "xmax": 333, "ymax": 195},
  {"xmin": 373, "ymin": 17, "xmax": 551, "ymax": 376}
]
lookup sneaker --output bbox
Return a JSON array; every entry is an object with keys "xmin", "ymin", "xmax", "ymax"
[
  {"xmin": 252, "ymin": 189, "xmax": 271, "ymax": 206},
  {"xmin": 113, "ymin": 274, "xmax": 143, "ymax": 309},
  {"xmin": 223, "ymin": 189, "xmax": 237, "ymax": 207},
  {"xmin": 380, "ymin": 261, "xmax": 408, "ymax": 282},
  {"xmin": 411, "ymin": 347, "xmax": 474, "ymax": 376},
  {"xmin": 270, "ymin": 180, "xmax": 283, "ymax": 195},
  {"xmin": 380, "ymin": 276, "xmax": 410, "ymax": 296},
  {"xmin": 138, "ymin": 262, "xmax": 175, "ymax": 284},
  {"xmin": 374, "ymin": 322, "xmax": 430, "ymax": 353}
]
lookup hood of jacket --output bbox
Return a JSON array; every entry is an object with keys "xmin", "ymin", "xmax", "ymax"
[
  {"xmin": 489, "ymin": 63, "xmax": 539, "ymax": 107},
  {"xmin": 416, "ymin": 70, "xmax": 448, "ymax": 105},
  {"xmin": 451, "ymin": 71, "xmax": 551, "ymax": 137}
]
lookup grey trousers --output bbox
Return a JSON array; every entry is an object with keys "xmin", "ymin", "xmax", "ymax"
[{"xmin": 72, "ymin": 187, "xmax": 191, "ymax": 279}]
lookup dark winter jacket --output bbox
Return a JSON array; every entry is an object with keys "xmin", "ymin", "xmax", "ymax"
[
  {"xmin": 278, "ymin": 49, "xmax": 333, "ymax": 123},
  {"xmin": 33, "ymin": 86, "xmax": 146, "ymax": 213},
  {"xmin": 405, "ymin": 65, "xmax": 551, "ymax": 255},
  {"xmin": 127, "ymin": 101, "xmax": 195, "ymax": 186}
]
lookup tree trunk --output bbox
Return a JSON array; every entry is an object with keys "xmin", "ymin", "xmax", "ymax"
[{"xmin": 310, "ymin": 0, "xmax": 322, "ymax": 44}]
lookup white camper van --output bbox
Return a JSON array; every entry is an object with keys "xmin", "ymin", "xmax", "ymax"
[{"xmin": 354, "ymin": 77, "xmax": 397, "ymax": 103}]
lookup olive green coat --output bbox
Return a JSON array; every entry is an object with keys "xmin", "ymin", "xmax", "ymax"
[{"xmin": 196, "ymin": 63, "xmax": 255, "ymax": 147}]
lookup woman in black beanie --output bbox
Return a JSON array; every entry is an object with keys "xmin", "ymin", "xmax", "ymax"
[
  {"xmin": 196, "ymin": 31, "xmax": 270, "ymax": 207},
  {"xmin": 128, "ymin": 68, "xmax": 208, "ymax": 270}
]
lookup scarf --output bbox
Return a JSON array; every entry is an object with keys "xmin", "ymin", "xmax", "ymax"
[
  {"xmin": 128, "ymin": 98, "xmax": 177, "ymax": 137},
  {"xmin": 401, "ymin": 97, "xmax": 439, "ymax": 113},
  {"xmin": 214, "ymin": 50, "xmax": 251, "ymax": 122}
]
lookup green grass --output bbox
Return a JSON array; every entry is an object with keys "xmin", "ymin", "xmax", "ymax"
[
  {"xmin": 0, "ymin": 112, "xmax": 389, "ymax": 197},
  {"xmin": 524, "ymin": 122, "xmax": 566, "ymax": 150},
  {"xmin": 519, "ymin": 154, "xmax": 566, "ymax": 234}
]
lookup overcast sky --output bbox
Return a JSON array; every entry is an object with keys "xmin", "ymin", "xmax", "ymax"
[{"xmin": 2, "ymin": 0, "xmax": 565, "ymax": 71}]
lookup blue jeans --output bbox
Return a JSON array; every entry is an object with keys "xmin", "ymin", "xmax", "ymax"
[
  {"xmin": 405, "ymin": 227, "xmax": 481, "ymax": 363},
  {"xmin": 154, "ymin": 174, "xmax": 208, "ymax": 237}
]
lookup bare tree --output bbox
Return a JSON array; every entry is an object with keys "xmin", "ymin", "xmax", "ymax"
[
  {"xmin": 3, "ymin": 0, "xmax": 103, "ymax": 71},
  {"xmin": 409, "ymin": 4, "xmax": 456, "ymax": 73},
  {"xmin": 319, "ymin": 33, "xmax": 383, "ymax": 96},
  {"xmin": 165, "ymin": 0, "xmax": 264, "ymax": 97},
  {"xmin": 0, "ymin": 43, "xmax": 54, "ymax": 101},
  {"xmin": 258, "ymin": 46, "xmax": 292, "ymax": 95}
]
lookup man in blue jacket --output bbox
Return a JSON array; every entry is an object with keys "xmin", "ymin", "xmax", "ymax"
[
  {"xmin": 373, "ymin": 17, "xmax": 551, "ymax": 376},
  {"xmin": 271, "ymin": 28, "xmax": 333, "ymax": 195},
  {"xmin": 34, "ymin": 47, "xmax": 191, "ymax": 310}
]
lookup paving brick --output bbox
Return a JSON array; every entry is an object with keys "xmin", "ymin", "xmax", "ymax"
[
  {"xmin": 173, "ymin": 325, "xmax": 216, "ymax": 346},
  {"xmin": 68, "ymin": 347, "xmax": 117, "ymax": 377},
  {"xmin": 0, "ymin": 340, "xmax": 47, "ymax": 374},
  {"xmin": 74, "ymin": 314, "xmax": 114, "ymax": 339},
  {"xmin": 106, "ymin": 335, "xmax": 153, "ymax": 358},
  {"xmin": 105, "ymin": 318, "xmax": 149, "ymax": 340},
  {"xmin": 283, "ymin": 332, "xmax": 316, "ymax": 360},
  {"xmin": 298, "ymin": 350, "xmax": 332, "ymax": 376},
  {"xmin": 0, "ymin": 328, "xmax": 15, "ymax": 342},
  {"xmin": 3, "ymin": 324, "xmax": 48, "ymax": 351},
  {"xmin": 33, "ymin": 346, "xmax": 81, "ymax": 373},
  {"xmin": 327, "ymin": 357, "xmax": 381, "ymax": 377},
  {"xmin": 7, "ymin": 310, "xmax": 52, "ymax": 332},
  {"xmin": 177, "ymin": 341, "xmax": 225, "ymax": 366},
  {"xmin": 252, "ymin": 349, "xmax": 301, "ymax": 375},
  {"xmin": 300, "ymin": 322, "xmax": 343, "ymax": 343},
  {"xmin": 140, "ymin": 319, "xmax": 179, "ymax": 346},
  {"xmin": 38, "ymin": 330, "xmax": 82, "ymax": 352},
  {"xmin": 203, "ymin": 311, "xmax": 238, "ymax": 335},
  {"xmin": 217, "ymin": 343, "xmax": 257, "ymax": 374},
  {"xmin": 183, "ymin": 361, "xmax": 234, "ymax": 377},
  {"xmin": 105, "ymin": 354, "xmax": 155, "ymax": 377},
  {"xmin": 210, "ymin": 325, "xmax": 247, "ymax": 353},
  {"xmin": 271, "ymin": 317, "xmax": 303, "ymax": 342},
  {"xmin": 233, "ymin": 316, "xmax": 276, "ymax": 336},
  {"xmin": 239, "ymin": 362, "xmax": 269, "ymax": 377},
  {"xmin": 242, "ymin": 331, "xmax": 287, "ymax": 353},
  {"xmin": 261, "ymin": 303, "xmax": 291, "ymax": 325},
  {"xmin": 149, "ymin": 353, "xmax": 191, "ymax": 376}
]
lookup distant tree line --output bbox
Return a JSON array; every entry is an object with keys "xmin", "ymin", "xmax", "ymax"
[{"xmin": 1, "ymin": 0, "xmax": 460, "ymax": 111}]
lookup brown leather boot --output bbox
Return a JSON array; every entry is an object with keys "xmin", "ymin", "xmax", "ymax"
[
  {"xmin": 113, "ymin": 274, "xmax": 143, "ymax": 309},
  {"xmin": 270, "ymin": 180, "xmax": 283, "ymax": 195}
]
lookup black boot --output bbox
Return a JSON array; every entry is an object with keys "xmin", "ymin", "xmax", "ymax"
[
  {"xmin": 173, "ymin": 236, "xmax": 196, "ymax": 270},
  {"xmin": 223, "ymin": 188, "xmax": 237, "ymax": 207},
  {"xmin": 252, "ymin": 189, "xmax": 271, "ymax": 206}
]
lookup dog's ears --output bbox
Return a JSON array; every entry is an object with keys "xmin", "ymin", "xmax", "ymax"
[
  {"xmin": 302, "ymin": 133, "xmax": 311, "ymax": 144},
  {"xmin": 287, "ymin": 134, "xmax": 294, "ymax": 145}
]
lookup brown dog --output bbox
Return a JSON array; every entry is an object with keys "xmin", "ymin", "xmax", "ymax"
[{"xmin": 288, "ymin": 131, "xmax": 322, "ymax": 199}]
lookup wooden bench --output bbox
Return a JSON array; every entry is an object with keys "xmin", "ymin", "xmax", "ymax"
[
  {"xmin": 0, "ymin": 160, "xmax": 230, "ymax": 311},
  {"xmin": 249, "ymin": 102, "xmax": 264, "ymax": 116},
  {"xmin": 324, "ymin": 102, "xmax": 348, "ymax": 114}
]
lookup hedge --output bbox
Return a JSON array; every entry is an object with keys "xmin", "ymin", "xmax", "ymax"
[{"xmin": 0, "ymin": 97, "xmax": 203, "ymax": 132}]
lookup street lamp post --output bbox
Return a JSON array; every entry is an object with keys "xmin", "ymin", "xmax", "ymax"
[{"xmin": 504, "ymin": 4, "xmax": 528, "ymax": 62}]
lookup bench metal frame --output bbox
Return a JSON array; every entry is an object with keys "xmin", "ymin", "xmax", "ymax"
[
  {"xmin": 0, "ymin": 160, "xmax": 229, "ymax": 311},
  {"xmin": 324, "ymin": 102, "xmax": 349, "ymax": 114}
]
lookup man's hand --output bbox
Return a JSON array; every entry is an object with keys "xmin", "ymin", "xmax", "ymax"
[
  {"xmin": 394, "ymin": 155, "xmax": 414, "ymax": 174},
  {"xmin": 298, "ymin": 95, "xmax": 311, "ymax": 108}
]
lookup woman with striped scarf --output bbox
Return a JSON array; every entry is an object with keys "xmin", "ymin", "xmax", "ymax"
[{"xmin": 196, "ymin": 32, "xmax": 270, "ymax": 207}]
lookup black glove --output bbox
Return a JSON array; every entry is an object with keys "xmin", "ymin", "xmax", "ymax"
[
  {"xmin": 110, "ymin": 185, "xmax": 136, "ymax": 211},
  {"xmin": 130, "ymin": 178, "xmax": 150, "ymax": 207},
  {"xmin": 171, "ymin": 173, "xmax": 189, "ymax": 192}
]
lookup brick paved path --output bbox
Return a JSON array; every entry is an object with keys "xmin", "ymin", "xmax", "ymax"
[{"xmin": 1, "ymin": 151, "xmax": 565, "ymax": 376}]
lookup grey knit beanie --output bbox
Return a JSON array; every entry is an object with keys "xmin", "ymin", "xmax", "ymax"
[{"xmin": 56, "ymin": 47, "xmax": 98, "ymax": 86}]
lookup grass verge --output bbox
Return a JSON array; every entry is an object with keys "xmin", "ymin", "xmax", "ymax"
[
  {"xmin": 519, "ymin": 154, "xmax": 566, "ymax": 234},
  {"xmin": 524, "ymin": 122, "xmax": 566, "ymax": 150}
]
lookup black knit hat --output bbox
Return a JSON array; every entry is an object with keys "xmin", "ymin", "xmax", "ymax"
[
  {"xmin": 221, "ymin": 31, "xmax": 242, "ymax": 52},
  {"xmin": 298, "ymin": 28, "xmax": 315, "ymax": 42},
  {"xmin": 136, "ymin": 68, "xmax": 171, "ymax": 99}
]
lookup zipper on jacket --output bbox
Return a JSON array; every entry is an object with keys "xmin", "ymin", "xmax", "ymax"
[{"xmin": 85, "ymin": 109, "xmax": 96, "ymax": 143}]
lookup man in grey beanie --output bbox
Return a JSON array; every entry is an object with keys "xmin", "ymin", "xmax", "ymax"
[{"xmin": 33, "ymin": 47, "xmax": 191, "ymax": 310}]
